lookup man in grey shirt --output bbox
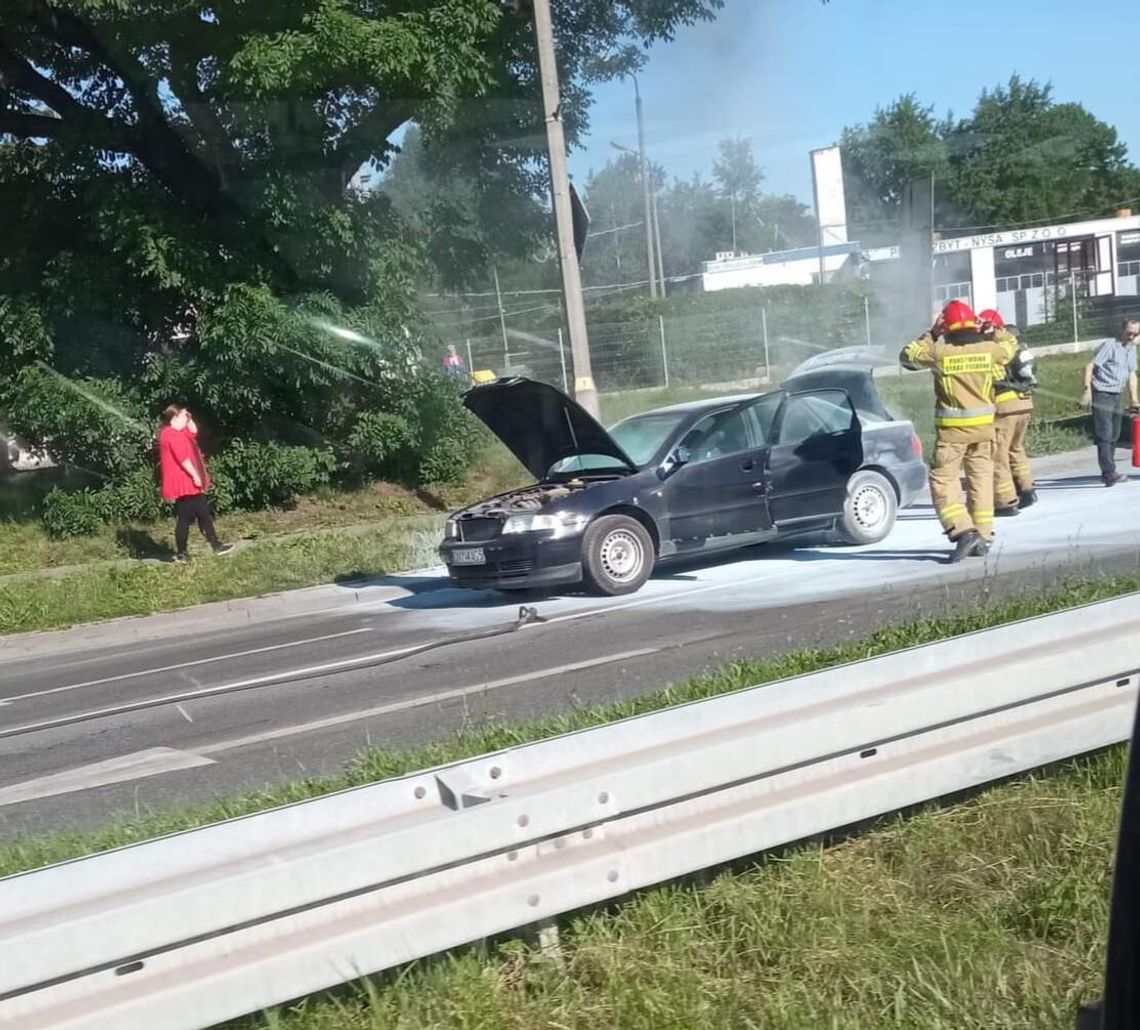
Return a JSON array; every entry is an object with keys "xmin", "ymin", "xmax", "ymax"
[{"xmin": 1082, "ymin": 319, "xmax": 1140, "ymax": 485}]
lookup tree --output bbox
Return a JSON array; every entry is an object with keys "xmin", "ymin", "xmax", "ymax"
[
  {"xmin": 947, "ymin": 77, "xmax": 1139, "ymax": 227},
  {"xmin": 579, "ymin": 152, "xmax": 666, "ymax": 287},
  {"xmin": 839, "ymin": 94, "xmax": 950, "ymax": 241},
  {"xmin": 380, "ymin": 125, "xmax": 546, "ymax": 288},
  {"xmin": 0, "ymin": 0, "xmax": 724, "ymax": 500},
  {"xmin": 841, "ymin": 79, "xmax": 1140, "ymax": 239},
  {"xmin": 712, "ymin": 136, "xmax": 764, "ymax": 252}
]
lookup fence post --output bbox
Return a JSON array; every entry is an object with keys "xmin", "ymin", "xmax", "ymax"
[
  {"xmin": 1071, "ymin": 273, "xmax": 1080, "ymax": 343},
  {"xmin": 557, "ymin": 328, "xmax": 568, "ymax": 393},
  {"xmin": 659, "ymin": 315, "xmax": 670, "ymax": 388},
  {"xmin": 465, "ymin": 338, "xmax": 474, "ymax": 376},
  {"xmin": 864, "ymin": 297, "xmax": 872, "ymax": 349},
  {"xmin": 761, "ymin": 307, "xmax": 770, "ymax": 382}
]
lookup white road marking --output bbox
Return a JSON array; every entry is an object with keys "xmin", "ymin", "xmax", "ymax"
[
  {"xmin": 0, "ymin": 748, "xmax": 214, "ymax": 808},
  {"xmin": 197, "ymin": 648, "xmax": 658, "ymax": 755},
  {"xmin": 0, "ymin": 641, "xmax": 437, "ymax": 738},
  {"xmin": 0, "ymin": 627, "xmax": 374, "ymax": 706}
]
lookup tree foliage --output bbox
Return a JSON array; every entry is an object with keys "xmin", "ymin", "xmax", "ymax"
[
  {"xmin": 841, "ymin": 77, "xmax": 1140, "ymax": 239},
  {"xmin": 0, "ymin": 0, "xmax": 724, "ymax": 514}
]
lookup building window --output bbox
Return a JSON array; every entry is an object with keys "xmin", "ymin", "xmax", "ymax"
[
  {"xmin": 1119, "ymin": 261, "xmax": 1140, "ymax": 278},
  {"xmin": 934, "ymin": 282, "xmax": 972, "ymax": 305}
]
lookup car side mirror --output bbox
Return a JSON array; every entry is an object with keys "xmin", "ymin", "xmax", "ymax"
[{"xmin": 659, "ymin": 445, "xmax": 691, "ymax": 479}]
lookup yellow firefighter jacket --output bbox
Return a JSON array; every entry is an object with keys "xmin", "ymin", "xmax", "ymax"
[{"xmin": 899, "ymin": 328, "xmax": 1019, "ymax": 429}]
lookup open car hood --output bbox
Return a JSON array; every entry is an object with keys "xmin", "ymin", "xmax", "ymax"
[{"xmin": 463, "ymin": 377, "xmax": 639, "ymax": 480}]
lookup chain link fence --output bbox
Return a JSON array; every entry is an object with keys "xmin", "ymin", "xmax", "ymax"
[{"xmin": 453, "ymin": 292, "xmax": 882, "ymax": 398}]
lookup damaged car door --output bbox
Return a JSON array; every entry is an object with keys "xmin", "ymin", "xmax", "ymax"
[
  {"xmin": 764, "ymin": 388, "xmax": 863, "ymax": 527},
  {"xmin": 662, "ymin": 402, "xmax": 774, "ymax": 544}
]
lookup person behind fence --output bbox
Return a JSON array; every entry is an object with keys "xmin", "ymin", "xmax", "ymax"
[
  {"xmin": 900, "ymin": 299, "xmax": 1018, "ymax": 563},
  {"xmin": 442, "ymin": 344, "xmax": 468, "ymax": 381},
  {"xmin": 158, "ymin": 405, "xmax": 233, "ymax": 563},
  {"xmin": 978, "ymin": 309, "xmax": 1038, "ymax": 517},
  {"xmin": 1082, "ymin": 319, "xmax": 1140, "ymax": 487}
]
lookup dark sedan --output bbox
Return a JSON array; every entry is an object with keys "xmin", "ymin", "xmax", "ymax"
[{"xmin": 440, "ymin": 372, "xmax": 926, "ymax": 595}]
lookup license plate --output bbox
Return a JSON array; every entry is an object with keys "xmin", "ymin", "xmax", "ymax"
[{"xmin": 449, "ymin": 547, "xmax": 485, "ymax": 566}]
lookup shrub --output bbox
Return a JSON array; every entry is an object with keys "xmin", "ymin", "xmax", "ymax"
[
  {"xmin": 3, "ymin": 366, "xmax": 151, "ymax": 479},
  {"xmin": 42, "ymin": 488, "xmax": 110, "ymax": 538},
  {"xmin": 209, "ymin": 440, "xmax": 336, "ymax": 513}
]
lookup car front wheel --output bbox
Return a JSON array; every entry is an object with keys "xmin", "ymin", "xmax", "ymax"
[
  {"xmin": 835, "ymin": 469, "xmax": 897, "ymax": 545},
  {"xmin": 581, "ymin": 515, "xmax": 654, "ymax": 596}
]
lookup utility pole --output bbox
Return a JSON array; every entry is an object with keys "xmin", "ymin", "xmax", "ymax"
[
  {"xmin": 530, "ymin": 0, "xmax": 598, "ymax": 416},
  {"xmin": 492, "ymin": 263, "xmax": 509, "ymax": 365},
  {"xmin": 631, "ymin": 74, "xmax": 658, "ymax": 298},
  {"xmin": 651, "ymin": 182, "xmax": 665, "ymax": 294}
]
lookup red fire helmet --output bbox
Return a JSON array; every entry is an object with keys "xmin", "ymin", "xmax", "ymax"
[
  {"xmin": 941, "ymin": 299, "xmax": 977, "ymax": 333},
  {"xmin": 977, "ymin": 308, "xmax": 1005, "ymax": 329}
]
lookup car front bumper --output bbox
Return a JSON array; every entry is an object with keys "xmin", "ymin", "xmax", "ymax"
[{"xmin": 439, "ymin": 532, "xmax": 584, "ymax": 590}]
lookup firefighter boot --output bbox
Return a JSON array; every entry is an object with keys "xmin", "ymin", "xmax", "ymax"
[
  {"xmin": 1018, "ymin": 488, "xmax": 1038, "ymax": 509},
  {"xmin": 994, "ymin": 501, "xmax": 1020, "ymax": 517},
  {"xmin": 948, "ymin": 530, "xmax": 987, "ymax": 564}
]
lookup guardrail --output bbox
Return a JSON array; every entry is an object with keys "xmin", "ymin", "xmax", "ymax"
[{"xmin": 2, "ymin": 596, "xmax": 1138, "ymax": 1029}]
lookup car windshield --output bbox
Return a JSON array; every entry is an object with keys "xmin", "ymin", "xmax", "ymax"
[{"xmin": 548, "ymin": 410, "xmax": 691, "ymax": 475}]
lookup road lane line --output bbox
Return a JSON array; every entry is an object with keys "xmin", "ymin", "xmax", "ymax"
[
  {"xmin": 0, "ymin": 642, "xmax": 435, "ymax": 739},
  {"xmin": 0, "ymin": 627, "xmax": 375, "ymax": 706},
  {"xmin": 0, "ymin": 748, "xmax": 215, "ymax": 808},
  {"xmin": 197, "ymin": 648, "xmax": 659, "ymax": 755}
]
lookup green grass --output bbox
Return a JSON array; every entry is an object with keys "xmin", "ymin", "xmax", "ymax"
[{"xmin": 0, "ymin": 517, "xmax": 447, "ymax": 635}]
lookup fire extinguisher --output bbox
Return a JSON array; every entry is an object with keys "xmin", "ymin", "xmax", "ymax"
[{"xmin": 1132, "ymin": 407, "xmax": 1140, "ymax": 467}]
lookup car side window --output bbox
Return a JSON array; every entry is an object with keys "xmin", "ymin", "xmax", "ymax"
[
  {"xmin": 777, "ymin": 391, "xmax": 855, "ymax": 447},
  {"xmin": 743, "ymin": 392, "xmax": 783, "ymax": 446},
  {"xmin": 679, "ymin": 408, "xmax": 752, "ymax": 464}
]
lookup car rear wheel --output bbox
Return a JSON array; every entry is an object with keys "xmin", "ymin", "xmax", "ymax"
[
  {"xmin": 581, "ymin": 515, "xmax": 654, "ymax": 596},
  {"xmin": 835, "ymin": 469, "xmax": 897, "ymax": 545}
]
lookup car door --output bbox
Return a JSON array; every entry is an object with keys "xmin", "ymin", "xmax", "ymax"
[
  {"xmin": 765, "ymin": 389, "xmax": 863, "ymax": 526},
  {"xmin": 663, "ymin": 405, "xmax": 768, "ymax": 542}
]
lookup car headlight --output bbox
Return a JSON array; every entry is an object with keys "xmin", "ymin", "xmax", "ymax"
[
  {"xmin": 444, "ymin": 519, "xmax": 459, "ymax": 539},
  {"xmin": 502, "ymin": 513, "xmax": 588, "ymax": 536}
]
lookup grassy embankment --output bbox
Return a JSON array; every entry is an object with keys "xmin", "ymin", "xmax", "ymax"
[
  {"xmin": 0, "ymin": 352, "xmax": 1094, "ymax": 635},
  {"xmin": 2, "ymin": 572, "xmax": 1135, "ymax": 1028}
]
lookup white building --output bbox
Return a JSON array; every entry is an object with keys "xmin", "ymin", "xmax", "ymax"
[{"xmin": 698, "ymin": 142, "xmax": 1140, "ymax": 326}]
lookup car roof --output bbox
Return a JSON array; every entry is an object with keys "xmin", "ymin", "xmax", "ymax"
[{"xmin": 619, "ymin": 392, "xmax": 760, "ymax": 419}]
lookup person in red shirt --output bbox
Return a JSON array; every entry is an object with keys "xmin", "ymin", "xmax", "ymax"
[{"xmin": 158, "ymin": 405, "xmax": 233, "ymax": 563}]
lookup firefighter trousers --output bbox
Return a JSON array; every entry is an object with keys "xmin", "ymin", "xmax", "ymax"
[
  {"xmin": 994, "ymin": 412, "xmax": 1034, "ymax": 506},
  {"xmin": 929, "ymin": 428, "xmax": 995, "ymax": 542}
]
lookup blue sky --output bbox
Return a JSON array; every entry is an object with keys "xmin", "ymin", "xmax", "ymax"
[{"xmin": 568, "ymin": 0, "xmax": 1140, "ymax": 205}]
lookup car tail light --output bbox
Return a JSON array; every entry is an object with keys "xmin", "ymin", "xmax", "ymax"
[{"xmin": 911, "ymin": 433, "xmax": 923, "ymax": 459}]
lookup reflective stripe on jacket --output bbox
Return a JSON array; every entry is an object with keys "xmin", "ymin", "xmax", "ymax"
[{"xmin": 900, "ymin": 329, "xmax": 1019, "ymax": 429}]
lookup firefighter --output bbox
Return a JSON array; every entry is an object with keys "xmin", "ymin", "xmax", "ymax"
[
  {"xmin": 900, "ymin": 299, "xmax": 1019, "ymax": 562},
  {"xmin": 978, "ymin": 309, "xmax": 1038, "ymax": 516}
]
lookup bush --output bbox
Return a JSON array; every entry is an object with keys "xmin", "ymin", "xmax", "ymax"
[
  {"xmin": 3, "ymin": 366, "xmax": 151, "ymax": 479},
  {"xmin": 42, "ymin": 488, "xmax": 111, "ymax": 538},
  {"xmin": 209, "ymin": 440, "xmax": 337, "ymax": 513}
]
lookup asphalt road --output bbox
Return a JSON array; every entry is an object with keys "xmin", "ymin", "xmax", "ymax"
[{"xmin": 2, "ymin": 449, "xmax": 1139, "ymax": 841}]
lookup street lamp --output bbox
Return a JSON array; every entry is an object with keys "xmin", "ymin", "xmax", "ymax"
[
  {"xmin": 614, "ymin": 72, "xmax": 659, "ymax": 298},
  {"xmin": 612, "ymin": 139, "xmax": 664, "ymax": 297}
]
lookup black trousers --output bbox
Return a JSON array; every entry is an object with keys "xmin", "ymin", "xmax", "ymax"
[
  {"xmin": 174, "ymin": 493, "xmax": 220, "ymax": 554},
  {"xmin": 1092, "ymin": 390, "xmax": 1123, "ymax": 478}
]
